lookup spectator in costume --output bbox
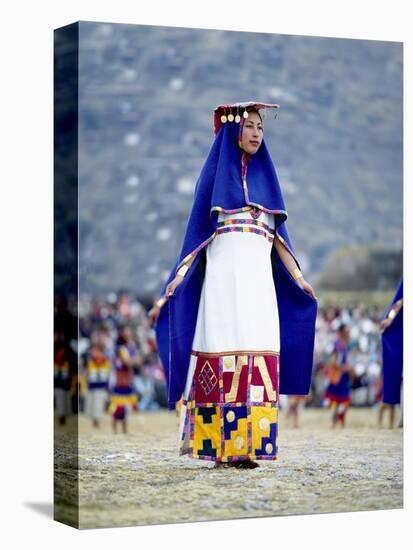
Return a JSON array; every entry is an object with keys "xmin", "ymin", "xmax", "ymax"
[
  {"xmin": 54, "ymin": 331, "xmax": 73, "ymax": 425},
  {"xmin": 85, "ymin": 340, "xmax": 111, "ymax": 428},
  {"xmin": 379, "ymin": 279, "xmax": 403, "ymax": 429},
  {"xmin": 324, "ymin": 323, "xmax": 353, "ymax": 428},
  {"xmin": 109, "ymin": 325, "xmax": 139, "ymax": 434}
]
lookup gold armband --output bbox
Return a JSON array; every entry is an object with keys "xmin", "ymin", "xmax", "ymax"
[
  {"xmin": 388, "ymin": 308, "xmax": 396, "ymax": 320},
  {"xmin": 177, "ymin": 263, "xmax": 190, "ymax": 277},
  {"xmin": 291, "ymin": 267, "xmax": 303, "ymax": 280},
  {"xmin": 155, "ymin": 296, "xmax": 167, "ymax": 308}
]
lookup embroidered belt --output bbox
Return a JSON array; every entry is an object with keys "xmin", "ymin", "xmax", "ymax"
[
  {"xmin": 217, "ymin": 218, "xmax": 275, "ymax": 234},
  {"xmin": 215, "ymin": 224, "xmax": 274, "ymax": 242}
]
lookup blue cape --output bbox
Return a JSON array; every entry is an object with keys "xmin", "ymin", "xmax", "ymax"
[
  {"xmin": 155, "ymin": 120, "xmax": 318, "ymax": 409},
  {"xmin": 381, "ymin": 279, "xmax": 403, "ymax": 405}
]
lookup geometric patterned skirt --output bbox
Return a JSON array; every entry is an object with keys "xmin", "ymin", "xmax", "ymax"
[
  {"xmin": 179, "ymin": 351, "xmax": 279, "ymax": 462},
  {"xmin": 109, "ymin": 386, "xmax": 138, "ymax": 420},
  {"xmin": 324, "ymin": 371, "xmax": 351, "ymax": 405}
]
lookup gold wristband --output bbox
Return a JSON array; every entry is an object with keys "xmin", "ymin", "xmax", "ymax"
[
  {"xmin": 177, "ymin": 263, "xmax": 189, "ymax": 277},
  {"xmin": 388, "ymin": 309, "xmax": 396, "ymax": 320},
  {"xmin": 155, "ymin": 296, "xmax": 167, "ymax": 308},
  {"xmin": 291, "ymin": 267, "xmax": 303, "ymax": 280}
]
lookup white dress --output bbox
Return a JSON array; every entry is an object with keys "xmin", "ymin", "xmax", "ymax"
[
  {"xmin": 192, "ymin": 209, "xmax": 280, "ymax": 354},
  {"xmin": 178, "ymin": 208, "xmax": 281, "ymax": 462}
]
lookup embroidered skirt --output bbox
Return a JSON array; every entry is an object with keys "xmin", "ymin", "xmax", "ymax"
[
  {"xmin": 325, "ymin": 372, "xmax": 351, "ymax": 405},
  {"xmin": 109, "ymin": 386, "xmax": 138, "ymax": 419},
  {"xmin": 178, "ymin": 209, "xmax": 280, "ymax": 462},
  {"xmin": 179, "ymin": 351, "xmax": 279, "ymax": 461}
]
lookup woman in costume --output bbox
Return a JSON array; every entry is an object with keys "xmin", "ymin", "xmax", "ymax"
[
  {"xmin": 150, "ymin": 102, "xmax": 317, "ymax": 468},
  {"xmin": 378, "ymin": 279, "xmax": 403, "ymax": 429}
]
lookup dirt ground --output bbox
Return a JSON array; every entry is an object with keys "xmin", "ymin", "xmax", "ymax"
[{"xmin": 54, "ymin": 407, "xmax": 403, "ymax": 529}]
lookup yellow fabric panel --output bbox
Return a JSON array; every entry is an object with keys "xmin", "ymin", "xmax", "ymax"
[
  {"xmin": 223, "ymin": 416, "xmax": 248, "ymax": 456},
  {"xmin": 192, "ymin": 406, "xmax": 221, "ymax": 456},
  {"xmin": 251, "ymin": 406, "xmax": 277, "ymax": 451},
  {"xmin": 118, "ymin": 346, "xmax": 130, "ymax": 362},
  {"xmin": 87, "ymin": 359, "xmax": 111, "ymax": 372},
  {"xmin": 110, "ymin": 394, "xmax": 138, "ymax": 408}
]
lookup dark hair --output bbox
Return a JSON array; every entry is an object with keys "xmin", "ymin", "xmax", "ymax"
[
  {"xmin": 337, "ymin": 323, "xmax": 347, "ymax": 333},
  {"xmin": 246, "ymin": 108, "xmax": 263, "ymax": 123}
]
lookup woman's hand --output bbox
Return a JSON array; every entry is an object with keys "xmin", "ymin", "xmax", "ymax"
[
  {"xmin": 297, "ymin": 277, "xmax": 317, "ymax": 300},
  {"xmin": 379, "ymin": 318, "xmax": 392, "ymax": 333},
  {"xmin": 165, "ymin": 274, "xmax": 184, "ymax": 297},
  {"xmin": 148, "ymin": 275, "xmax": 185, "ymax": 328},
  {"xmin": 148, "ymin": 305, "xmax": 160, "ymax": 328}
]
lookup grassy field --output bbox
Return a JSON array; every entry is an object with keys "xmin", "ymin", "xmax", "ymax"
[{"xmin": 54, "ymin": 407, "xmax": 403, "ymax": 529}]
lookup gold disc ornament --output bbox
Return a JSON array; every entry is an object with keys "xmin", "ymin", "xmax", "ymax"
[
  {"xmin": 243, "ymin": 110, "xmax": 249, "ymax": 119},
  {"xmin": 235, "ymin": 106, "xmax": 241, "ymax": 123},
  {"xmin": 228, "ymin": 112, "xmax": 234, "ymax": 122},
  {"xmin": 221, "ymin": 114, "xmax": 227, "ymax": 123}
]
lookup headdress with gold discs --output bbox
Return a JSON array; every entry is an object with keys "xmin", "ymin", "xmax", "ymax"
[{"xmin": 213, "ymin": 101, "xmax": 280, "ymax": 136}]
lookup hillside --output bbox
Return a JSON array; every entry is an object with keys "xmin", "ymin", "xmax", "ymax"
[{"xmin": 55, "ymin": 22, "xmax": 403, "ymax": 299}]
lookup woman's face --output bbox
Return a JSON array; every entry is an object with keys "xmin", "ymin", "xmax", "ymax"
[{"xmin": 239, "ymin": 111, "xmax": 263, "ymax": 154}]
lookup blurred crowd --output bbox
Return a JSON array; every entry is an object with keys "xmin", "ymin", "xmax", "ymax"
[
  {"xmin": 79, "ymin": 291, "xmax": 167, "ymax": 410},
  {"xmin": 54, "ymin": 291, "xmax": 168, "ymax": 425},
  {"xmin": 54, "ymin": 291, "xmax": 387, "ymax": 425},
  {"xmin": 310, "ymin": 303, "xmax": 384, "ymax": 407}
]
